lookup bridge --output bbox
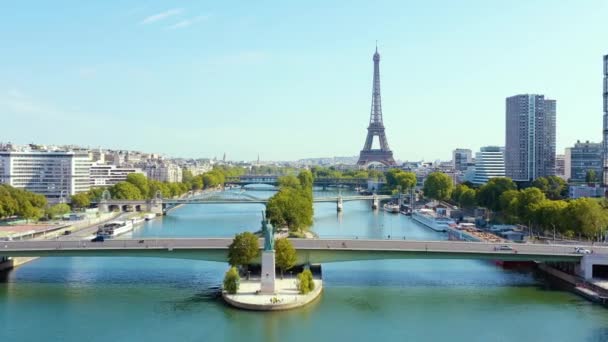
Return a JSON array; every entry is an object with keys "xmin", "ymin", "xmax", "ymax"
[
  {"xmin": 97, "ymin": 194, "xmax": 393, "ymax": 214},
  {"xmin": 1, "ymin": 238, "xmax": 595, "ymax": 263},
  {"xmin": 225, "ymin": 175, "xmax": 372, "ymax": 188}
]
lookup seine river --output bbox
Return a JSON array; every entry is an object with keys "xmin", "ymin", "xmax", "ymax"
[{"xmin": 2, "ymin": 188, "xmax": 608, "ymax": 341}]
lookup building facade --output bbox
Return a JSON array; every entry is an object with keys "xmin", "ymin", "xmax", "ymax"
[
  {"xmin": 452, "ymin": 148, "xmax": 472, "ymax": 171},
  {"xmin": 0, "ymin": 151, "xmax": 91, "ymax": 198},
  {"xmin": 603, "ymin": 54, "xmax": 608, "ymax": 185},
  {"xmin": 472, "ymin": 146, "xmax": 505, "ymax": 185},
  {"xmin": 555, "ymin": 154, "xmax": 566, "ymax": 179},
  {"xmin": 90, "ymin": 163, "xmax": 145, "ymax": 187},
  {"xmin": 144, "ymin": 163, "xmax": 183, "ymax": 183},
  {"xmin": 505, "ymin": 94, "xmax": 556, "ymax": 182},
  {"xmin": 565, "ymin": 140, "xmax": 602, "ymax": 183}
]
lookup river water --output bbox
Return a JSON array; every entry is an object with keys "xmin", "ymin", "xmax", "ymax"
[{"xmin": 1, "ymin": 188, "xmax": 608, "ymax": 341}]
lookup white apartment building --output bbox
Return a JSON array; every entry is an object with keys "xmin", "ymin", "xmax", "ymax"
[
  {"xmin": 473, "ymin": 146, "xmax": 505, "ymax": 185},
  {"xmin": 90, "ymin": 163, "xmax": 145, "ymax": 187},
  {"xmin": 144, "ymin": 163, "xmax": 183, "ymax": 183},
  {"xmin": 0, "ymin": 150, "xmax": 91, "ymax": 198}
]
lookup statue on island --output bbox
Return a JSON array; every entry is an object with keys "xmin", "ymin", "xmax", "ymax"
[{"xmin": 261, "ymin": 211, "xmax": 274, "ymax": 251}]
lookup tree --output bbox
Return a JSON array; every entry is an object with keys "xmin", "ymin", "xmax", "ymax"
[
  {"xmin": 223, "ymin": 267, "xmax": 240, "ymax": 294},
  {"xmin": 533, "ymin": 176, "xmax": 567, "ymax": 200},
  {"xmin": 297, "ymin": 170, "xmax": 314, "ymax": 190},
  {"xmin": 277, "ymin": 175, "xmax": 301, "ymax": 189},
  {"xmin": 563, "ymin": 198, "xmax": 608, "ymax": 239},
  {"xmin": 266, "ymin": 188, "xmax": 313, "ymax": 231},
  {"xmin": 459, "ymin": 188, "xmax": 477, "ymax": 209},
  {"xmin": 71, "ymin": 193, "xmax": 91, "ymax": 209},
  {"xmin": 586, "ymin": 170, "xmax": 598, "ymax": 184},
  {"xmin": 477, "ymin": 177, "xmax": 517, "ymax": 212},
  {"xmin": 499, "ymin": 190, "xmax": 520, "ymax": 223},
  {"xmin": 110, "ymin": 182, "xmax": 143, "ymax": 200},
  {"xmin": 46, "ymin": 203, "xmax": 70, "ymax": 219},
  {"xmin": 126, "ymin": 173, "xmax": 150, "ymax": 198},
  {"xmin": 275, "ymin": 238, "xmax": 297, "ymax": 279},
  {"xmin": 296, "ymin": 269, "xmax": 315, "ymax": 294},
  {"xmin": 395, "ymin": 172, "xmax": 417, "ymax": 192},
  {"xmin": 533, "ymin": 200, "xmax": 568, "ymax": 237},
  {"xmin": 517, "ymin": 187, "xmax": 546, "ymax": 225},
  {"xmin": 422, "ymin": 172, "xmax": 453, "ymax": 201},
  {"xmin": 451, "ymin": 184, "xmax": 468, "ymax": 203},
  {"xmin": 227, "ymin": 232, "xmax": 260, "ymax": 269}
]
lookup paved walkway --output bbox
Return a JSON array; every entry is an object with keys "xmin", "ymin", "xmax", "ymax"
[{"xmin": 223, "ymin": 277, "xmax": 322, "ymax": 310}]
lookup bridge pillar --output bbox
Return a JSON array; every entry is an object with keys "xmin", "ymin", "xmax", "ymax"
[
  {"xmin": 98, "ymin": 201, "xmax": 109, "ymax": 213},
  {"xmin": 337, "ymin": 196, "xmax": 343, "ymax": 212},
  {"xmin": 371, "ymin": 195, "xmax": 379, "ymax": 210},
  {"xmin": 147, "ymin": 200, "xmax": 164, "ymax": 216},
  {"xmin": 579, "ymin": 254, "xmax": 608, "ymax": 280}
]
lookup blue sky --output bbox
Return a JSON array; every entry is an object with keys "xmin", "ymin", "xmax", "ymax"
[{"xmin": 1, "ymin": 1, "xmax": 607, "ymax": 161}]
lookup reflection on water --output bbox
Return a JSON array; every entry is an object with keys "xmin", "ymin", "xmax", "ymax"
[{"xmin": 2, "ymin": 188, "xmax": 608, "ymax": 341}]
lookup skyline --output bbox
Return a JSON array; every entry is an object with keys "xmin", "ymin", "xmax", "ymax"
[{"xmin": 1, "ymin": 1, "xmax": 608, "ymax": 161}]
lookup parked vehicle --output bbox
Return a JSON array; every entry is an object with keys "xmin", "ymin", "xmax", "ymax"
[{"xmin": 494, "ymin": 245, "xmax": 513, "ymax": 251}]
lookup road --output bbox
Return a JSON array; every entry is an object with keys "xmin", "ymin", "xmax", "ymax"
[{"xmin": 1, "ymin": 238, "xmax": 604, "ymax": 262}]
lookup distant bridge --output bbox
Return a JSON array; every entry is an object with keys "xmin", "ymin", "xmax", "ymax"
[
  {"xmin": 96, "ymin": 194, "xmax": 393, "ymax": 214},
  {"xmin": 225, "ymin": 175, "xmax": 373, "ymax": 188}
]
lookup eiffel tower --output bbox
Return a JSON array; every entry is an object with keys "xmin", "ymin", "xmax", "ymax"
[{"xmin": 357, "ymin": 46, "xmax": 396, "ymax": 167}]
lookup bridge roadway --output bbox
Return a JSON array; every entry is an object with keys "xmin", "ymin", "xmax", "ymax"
[
  {"xmin": 0, "ymin": 238, "xmax": 593, "ymax": 264},
  {"xmin": 101, "ymin": 195, "xmax": 392, "ymax": 206}
]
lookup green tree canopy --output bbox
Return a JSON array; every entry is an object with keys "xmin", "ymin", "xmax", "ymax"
[
  {"xmin": 223, "ymin": 267, "xmax": 240, "ymax": 294},
  {"xmin": 71, "ymin": 193, "xmax": 91, "ymax": 209},
  {"xmin": 266, "ymin": 187, "xmax": 314, "ymax": 231},
  {"xmin": 277, "ymin": 175, "xmax": 301, "ymax": 189},
  {"xmin": 564, "ymin": 198, "xmax": 608, "ymax": 238},
  {"xmin": 517, "ymin": 187, "xmax": 546, "ymax": 223},
  {"xmin": 459, "ymin": 187, "xmax": 477, "ymax": 209},
  {"xmin": 47, "ymin": 203, "xmax": 70, "ymax": 219},
  {"xmin": 586, "ymin": 170, "xmax": 598, "ymax": 184},
  {"xmin": 297, "ymin": 170, "xmax": 314, "ymax": 189},
  {"xmin": 499, "ymin": 190, "xmax": 520, "ymax": 223},
  {"xmin": 477, "ymin": 177, "xmax": 517, "ymax": 212},
  {"xmin": 296, "ymin": 269, "xmax": 315, "ymax": 294},
  {"xmin": 275, "ymin": 238, "xmax": 297, "ymax": 279},
  {"xmin": 227, "ymin": 232, "xmax": 260, "ymax": 268},
  {"xmin": 110, "ymin": 182, "xmax": 143, "ymax": 200},
  {"xmin": 422, "ymin": 172, "xmax": 453, "ymax": 201},
  {"xmin": 126, "ymin": 173, "xmax": 150, "ymax": 198},
  {"xmin": 533, "ymin": 199, "xmax": 568, "ymax": 234}
]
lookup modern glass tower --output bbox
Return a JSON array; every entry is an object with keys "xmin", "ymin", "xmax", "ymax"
[{"xmin": 505, "ymin": 94, "xmax": 556, "ymax": 182}]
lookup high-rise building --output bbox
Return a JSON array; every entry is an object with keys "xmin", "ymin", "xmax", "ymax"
[
  {"xmin": 472, "ymin": 146, "xmax": 505, "ymax": 185},
  {"xmin": 602, "ymin": 54, "xmax": 608, "ymax": 185},
  {"xmin": 565, "ymin": 140, "xmax": 602, "ymax": 183},
  {"xmin": 0, "ymin": 150, "xmax": 91, "ymax": 198},
  {"xmin": 505, "ymin": 94, "xmax": 556, "ymax": 182},
  {"xmin": 452, "ymin": 149, "xmax": 472, "ymax": 171},
  {"xmin": 555, "ymin": 154, "xmax": 566, "ymax": 179}
]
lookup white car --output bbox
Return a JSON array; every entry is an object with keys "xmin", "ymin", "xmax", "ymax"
[{"xmin": 574, "ymin": 247, "xmax": 592, "ymax": 254}]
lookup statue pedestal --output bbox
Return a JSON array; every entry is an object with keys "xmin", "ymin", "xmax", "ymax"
[{"xmin": 260, "ymin": 250, "xmax": 276, "ymax": 294}]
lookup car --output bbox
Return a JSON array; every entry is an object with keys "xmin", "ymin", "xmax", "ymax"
[
  {"xmin": 91, "ymin": 236, "xmax": 105, "ymax": 242},
  {"xmin": 574, "ymin": 247, "xmax": 592, "ymax": 254},
  {"xmin": 494, "ymin": 245, "xmax": 513, "ymax": 251},
  {"xmin": 63, "ymin": 230, "xmax": 71, "ymax": 235}
]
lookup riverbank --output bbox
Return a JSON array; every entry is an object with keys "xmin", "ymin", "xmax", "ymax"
[{"xmin": 0, "ymin": 211, "xmax": 120, "ymax": 272}]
